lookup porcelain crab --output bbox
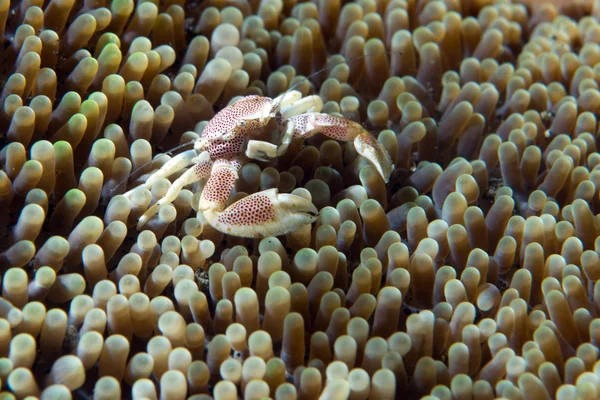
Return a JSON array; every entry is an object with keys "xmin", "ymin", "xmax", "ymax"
[{"xmin": 125, "ymin": 90, "xmax": 394, "ymax": 238}]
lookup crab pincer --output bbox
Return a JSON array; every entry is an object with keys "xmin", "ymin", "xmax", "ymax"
[
  {"xmin": 198, "ymin": 159, "xmax": 319, "ymax": 238},
  {"xmin": 285, "ymin": 112, "xmax": 395, "ymax": 182},
  {"xmin": 205, "ymin": 189, "xmax": 319, "ymax": 238}
]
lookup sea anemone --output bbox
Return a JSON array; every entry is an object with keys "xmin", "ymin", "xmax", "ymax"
[{"xmin": 1, "ymin": 0, "xmax": 600, "ymax": 399}]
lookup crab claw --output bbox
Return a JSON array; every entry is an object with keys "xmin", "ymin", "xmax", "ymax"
[
  {"xmin": 354, "ymin": 132, "xmax": 395, "ymax": 183},
  {"xmin": 202, "ymin": 188, "xmax": 319, "ymax": 238},
  {"xmin": 286, "ymin": 113, "xmax": 394, "ymax": 183}
]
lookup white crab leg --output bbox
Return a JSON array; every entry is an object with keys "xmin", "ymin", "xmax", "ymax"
[
  {"xmin": 199, "ymin": 159, "xmax": 318, "ymax": 238},
  {"xmin": 287, "ymin": 113, "xmax": 395, "ymax": 183},
  {"xmin": 137, "ymin": 159, "xmax": 214, "ymax": 229},
  {"xmin": 124, "ymin": 150, "xmax": 209, "ymax": 197}
]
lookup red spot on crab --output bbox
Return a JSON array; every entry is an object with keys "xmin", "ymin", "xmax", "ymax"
[
  {"xmin": 216, "ymin": 194, "xmax": 277, "ymax": 226},
  {"xmin": 203, "ymin": 170, "xmax": 237, "ymax": 204},
  {"xmin": 201, "ymin": 96, "xmax": 274, "ymax": 139}
]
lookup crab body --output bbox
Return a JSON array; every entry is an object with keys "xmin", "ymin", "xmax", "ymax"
[{"xmin": 125, "ymin": 91, "xmax": 394, "ymax": 238}]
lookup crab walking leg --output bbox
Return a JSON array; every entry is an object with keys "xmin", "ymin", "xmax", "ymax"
[
  {"xmin": 124, "ymin": 150, "xmax": 209, "ymax": 197},
  {"xmin": 286, "ymin": 113, "xmax": 395, "ymax": 182},
  {"xmin": 136, "ymin": 159, "xmax": 214, "ymax": 229},
  {"xmin": 199, "ymin": 159, "xmax": 319, "ymax": 238}
]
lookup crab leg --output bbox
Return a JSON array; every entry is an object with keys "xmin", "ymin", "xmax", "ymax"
[
  {"xmin": 137, "ymin": 159, "xmax": 214, "ymax": 229},
  {"xmin": 124, "ymin": 149, "xmax": 209, "ymax": 197},
  {"xmin": 199, "ymin": 159, "xmax": 319, "ymax": 238},
  {"xmin": 285, "ymin": 113, "xmax": 395, "ymax": 183}
]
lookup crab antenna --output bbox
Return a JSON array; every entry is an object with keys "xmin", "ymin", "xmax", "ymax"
[{"xmin": 108, "ymin": 138, "xmax": 197, "ymax": 194}]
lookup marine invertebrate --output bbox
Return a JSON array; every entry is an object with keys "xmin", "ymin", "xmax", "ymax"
[{"xmin": 128, "ymin": 89, "xmax": 394, "ymax": 238}]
